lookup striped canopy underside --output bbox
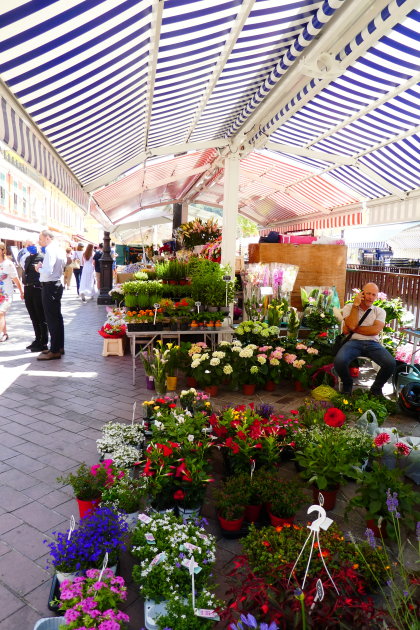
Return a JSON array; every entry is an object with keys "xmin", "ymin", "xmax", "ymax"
[{"xmin": 0, "ymin": 0, "xmax": 418, "ymax": 229}]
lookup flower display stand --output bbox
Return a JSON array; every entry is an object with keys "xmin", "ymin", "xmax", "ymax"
[{"xmin": 102, "ymin": 336, "xmax": 125, "ymax": 357}]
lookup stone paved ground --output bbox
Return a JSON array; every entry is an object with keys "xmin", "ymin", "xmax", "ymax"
[{"xmin": 0, "ymin": 283, "xmax": 418, "ymax": 629}]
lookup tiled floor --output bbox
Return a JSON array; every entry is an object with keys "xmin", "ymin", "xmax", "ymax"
[{"xmin": 0, "ymin": 285, "xmax": 418, "ymax": 629}]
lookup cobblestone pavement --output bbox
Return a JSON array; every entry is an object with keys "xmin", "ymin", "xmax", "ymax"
[{"xmin": 0, "ymin": 285, "xmax": 417, "ymax": 629}]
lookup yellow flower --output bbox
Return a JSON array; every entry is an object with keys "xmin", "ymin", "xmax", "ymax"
[
  {"xmin": 343, "ymin": 399, "xmax": 349, "ymax": 405},
  {"xmin": 358, "ymin": 408, "xmax": 363, "ymax": 413}
]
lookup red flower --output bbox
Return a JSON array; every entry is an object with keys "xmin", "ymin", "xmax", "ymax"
[
  {"xmin": 173, "ymin": 489, "xmax": 185, "ymax": 500},
  {"xmin": 395, "ymin": 441, "xmax": 411, "ymax": 456},
  {"xmin": 374, "ymin": 432, "xmax": 391, "ymax": 447},
  {"xmin": 156, "ymin": 443, "xmax": 173, "ymax": 457},
  {"xmin": 290, "ymin": 410, "xmax": 299, "ymax": 415},
  {"xmin": 262, "ymin": 540, "xmax": 270, "ymax": 547},
  {"xmin": 318, "ymin": 332, "xmax": 328, "ymax": 337},
  {"xmin": 169, "ymin": 403, "xmax": 177, "ymax": 408},
  {"xmin": 324, "ymin": 407, "xmax": 346, "ymax": 428}
]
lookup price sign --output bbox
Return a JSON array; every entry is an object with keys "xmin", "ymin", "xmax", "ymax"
[
  {"xmin": 195, "ymin": 608, "xmax": 221, "ymax": 621},
  {"xmin": 138, "ymin": 513, "xmax": 152, "ymax": 524},
  {"xmin": 150, "ymin": 551, "xmax": 166, "ymax": 567},
  {"xmin": 223, "ymin": 275, "xmax": 231, "ymax": 282}
]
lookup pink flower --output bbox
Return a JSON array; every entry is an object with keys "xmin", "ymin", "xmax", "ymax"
[
  {"xmin": 284, "ymin": 353, "xmax": 297, "ymax": 364},
  {"xmin": 395, "ymin": 442, "xmax": 411, "ymax": 456},
  {"xmin": 374, "ymin": 433, "xmax": 391, "ymax": 447}
]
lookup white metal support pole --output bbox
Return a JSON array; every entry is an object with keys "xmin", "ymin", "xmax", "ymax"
[
  {"xmin": 181, "ymin": 202, "xmax": 189, "ymax": 224},
  {"xmin": 221, "ymin": 156, "xmax": 240, "ymax": 324}
]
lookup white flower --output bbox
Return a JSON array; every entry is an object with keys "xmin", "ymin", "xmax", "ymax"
[
  {"xmin": 191, "ymin": 360, "xmax": 200, "ymax": 368},
  {"xmin": 212, "ymin": 351, "xmax": 226, "ymax": 359},
  {"xmin": 223, "ymin": 364, "xmax": 233, "ymax": 375},
  {"xmin": 210, "ymin": 357, "xmax": 220, "ymax": 366},
  {"xmin": 187, "ymin": 434, "xmax": 194, "ymax": 442}
]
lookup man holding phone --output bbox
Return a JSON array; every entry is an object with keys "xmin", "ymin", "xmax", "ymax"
[{"xmin": 334, "ymin": 283, "xmax": 395, "ymax": 396}]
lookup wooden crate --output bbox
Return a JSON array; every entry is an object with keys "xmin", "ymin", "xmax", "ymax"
[
  {"xmin": 102, "ymin": 337, "xmax": 126, "ymax": 357},
  {"xmin": 248, "ymin": 243, "xmax": 347, "ymax": 307}
]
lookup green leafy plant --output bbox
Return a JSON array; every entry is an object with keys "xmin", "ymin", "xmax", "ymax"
[
  {"xmin": 101, "ymin": 475, "xmax": 147, "ymax": 513},
  {"xmin": 213, "ymin": 476, "xmax": 248, "ymax": 520},
  {"xmin": 57, "ymin": 462, "xmax": 109, "ymax": 500},
  {"xmin": 295, "ymin": 425, "xmax": 373, "ymax": 490},
  {"xmin": 346, "ymin": 462, "xmax": 420, "ymax": 537}
]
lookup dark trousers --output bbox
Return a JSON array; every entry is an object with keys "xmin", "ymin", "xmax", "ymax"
[
  {"xmin": 24, "ymin": 285, "xmax": 48, "ymax": 346},
  {"xmin": 73, "ymin": 267, "xmax": 83, "ymax": 294},
  {"xmin": 41, "ymin": 282, "xmax": 64, "ymax": 353},
  {"xmin": 334, "ymin": 339, "xmax": 396, "ymax": 393}
]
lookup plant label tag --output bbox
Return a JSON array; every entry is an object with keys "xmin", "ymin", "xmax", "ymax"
[
  {"xmin": 181, "ymin": 542, "xmax": 200, "ymax": 552},
  {"xmin": 320, "ymin": 516, "xmax": 333, "ymax": 531},
  {"xmin": 67, "ymin": 515, "xmax": 75, "ymax": 540},
  {"xmin": 250, "ymin": 459, "xmax": 256, "ymax": 480},
  {"xmin": 150, "ymin": 552, "xmax": 166, "ymax": 567},
  {"xmin": 197, "ymin": 532, "xmax": 209, "ymax": 541},
  {"xmin": 223, "ymin": 275, "xmax": 231, "ymax": 281},
  {"xmin": 138, "ymin": 513, "xmax": 152, "ymax": 524},
  {"xmin": 145, "ymin": 533, "xmax": 156, "ymax": 544},
  {"xmin": 316, "ymin": 579, "xmax": 324, "ymax": 602},
  {"xmin": 181, "ymin": 558, "xmax": 201, "ymax": 574},
  {"xmin": 194, "ymin": 608, "xmax": 220, "ymax": 621}
]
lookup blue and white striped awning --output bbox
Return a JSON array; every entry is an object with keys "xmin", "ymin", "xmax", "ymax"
[{"xmin": 0, "ymin": 0, "xmax": 418, "ymax": 227}]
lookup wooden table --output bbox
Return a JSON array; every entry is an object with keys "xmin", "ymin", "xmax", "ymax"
[{"xmin": 126, "ymin": 327, "xmax": 234, "ymax": 385}]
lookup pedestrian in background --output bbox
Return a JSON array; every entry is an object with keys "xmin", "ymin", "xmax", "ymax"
[
  {"xmin": 79, "ymin": 244, "xmax": 96, "ymax": 302},
  {"xmin": 22, "ymin": 244, "xmax": 48, "ymax": 352},
  {"xmin": 0, "ymin": 241, "xmax": 24, "ymax": 342},
  {"xmin": 63, "ymin": 247, "xmax": 73, "ymax": 290},
  {"xmin": 35, "ymin": 230, "xmax": 66, "ymax": 360},
  {"xmin": 93, "ymin": 243, "xmax": 103, "ymax": 290},
  {"xmin": 72, "ymin": 243, "xmax": 84, "ymax": 294}
]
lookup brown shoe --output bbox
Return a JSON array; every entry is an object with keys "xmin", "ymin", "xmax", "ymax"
[
  {"xmin": 42, "ymin": 348, "xmax": 64, "ymax": 355},
  {"xmin": 37, "ymin": 351, "xmax": 61, "ymax": 361}
]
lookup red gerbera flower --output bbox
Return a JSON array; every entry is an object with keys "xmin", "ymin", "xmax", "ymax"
[
  {"xmin": 324, "ymin": 407, "xmax": 346, "ymax": 428},
  {"xmin": 373, "ymin": 432, "xmax": 391, "ymax": 447}
]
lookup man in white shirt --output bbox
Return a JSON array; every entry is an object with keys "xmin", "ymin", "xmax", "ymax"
[
  {"xmin": 35, "ymin": 230, "xmax": 66, "ymax": 360},
  {"xmin": 334, "ymin": 283, "xmax": 396, "ymax": 397}
]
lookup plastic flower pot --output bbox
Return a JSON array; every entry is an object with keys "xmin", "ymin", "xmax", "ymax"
[
  {"xmin": 146, "ymin": 376, "xmax": 155, "ymax": 391},
  {"xmin": 349, "ymin": 367, "xmax": 360, "ymax": 378},
  {"xmin": 177, "ymin": 505, "xmax": 201, "ymax": 520},
  {"xmin": 204, "ymin": 385, "xmax": 218, "ymax": 397},
  {"xmin": 312, "ymin": 485, "xmax": 339, "ymax": 511},
  {"xmin": 244, "ymin": 504, "xmax": 262, "ymax": 523},
  {"xmin": 166, "ymin": 376, "xmax": 177, "ymax": 391},
  {"xmin": 218, "ymin": 514, "xmax": 244, "ymax": 532},
  {"xmin": 186, "ymin": 376, "xmax": 197, "ymax": 387},
  {"xmin": 76, "ymin": 497, "xmax": 101, "ymax": 519},
  {"xmin": 267, "ymin": 512, "xmax": 295, "ymax": 527},
  {"xmin": 264, "ymin": 380, "xmax": 276, "ymax": 392},
  {"xmin": 242, "ymin": 384, "xmax": 256, "ymax": 395}
]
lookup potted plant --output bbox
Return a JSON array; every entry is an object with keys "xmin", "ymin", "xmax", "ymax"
[
  {"xmin": 55, "ymin": 567, "xmax": 129, "ymax": 629},
  {"xmin": 233, "ymin": 344, "xmax": 264, "ymax": 395},
  {"xmin": 172, "ymin": 441, "xmax": 214, "ymax": 518},
  {"xmin": 164, "ymin": 343, "xmax": 179, "ymax": 390},
  {"xmin": 260, "ymin": 473, "xmax": 307, "ymax": 526},
  {"xmin": 101, "ymin": 476, "xmax": 147, "ymax": 529},
  {"xmin": 190, "ymin": 347, "xmax": 230, "ymax": 395},
  {"xmin": 96, "ymin": 421, "xmax": 145, "ymax": 458},
  {"xmin": 346, "ymin": 462, "xmax": 420, "ymax": 538},
  {"xmin": 213, "ymin": 476, "xmax": 247, "ymax": 531},
  {"xmin": 45, "ymin": 526, "xmax": 90, "ymax": 583},
  {"xmin": 57, "ymin": 461, "xmax": 119, "ymax": 518},
  {"xmin": 141, "ymin": 341, "xmax": 174, "ymax": 395},
  {"xmin": 295, "ymin": 425, "xmax": 373, "ymax": 510},
  {"xmin": 76, "ymin": 506, "xmax": 129, "ymax": 570}
]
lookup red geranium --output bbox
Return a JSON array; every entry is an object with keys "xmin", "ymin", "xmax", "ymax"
[
  {"xmin": 173, "ymin": 489, "xmax": 185, "ymax": 500},
  {"xmin": 324, "ymin": 407, "xmax": 346, "ymax": 428}
]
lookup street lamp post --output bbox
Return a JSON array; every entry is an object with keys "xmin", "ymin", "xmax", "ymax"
[{"xmin": 97, "ymin": 231, "xmax": 113, "ymax": 304}]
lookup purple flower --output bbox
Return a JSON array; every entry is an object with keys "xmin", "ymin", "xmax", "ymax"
[
  {"xmin": 386, "ymin": 489, "xmax": 400, "ymax": 518},
  {"xmin": 365, "ymin": 528, "xmax": 376, "ymax": 549}
]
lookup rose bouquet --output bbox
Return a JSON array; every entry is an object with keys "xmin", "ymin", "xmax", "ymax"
[
  {"xmin": 98, "ymin": 322, "xmax": 127, "ymax": 339},
  {"xmin": 56, "ymin": 568, "xmax": 129, "ymax": 629}
]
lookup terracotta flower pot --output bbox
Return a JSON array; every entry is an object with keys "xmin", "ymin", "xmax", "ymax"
[
  {"xmin": 242, "ymin": 384, "xmax": 256, "ymax": 395},
  {"xmin": 294, "ymin": 380, "xmax": 305, "ymax": 392},
  {"xmin": 245, "ymin": 504, "xmax": 262, "ymax": 523},
  {"xmin": 312, "ymin": 485, "xmax": 339, "ymax": 511},
  {"xmin": 218, "ymin": 514, "xmax": 244, "ymax": 531},
  {"xmin": 268, "ymin": 512, "xmax": 295, "ymax": 527},
  {"xmin": 76, "ymin": 497, "xmax": 101, "ymax": 519},
  {"xmin": 204, "ymin": 385, "xmax": 218, "ymax": 397},
  {"xmin": 264, "ymin": 380, "xmax": 276, "ymax": 392},
  {"xmin": 186, "ymin": 376, "xmax": 197, "ymax": 387}
]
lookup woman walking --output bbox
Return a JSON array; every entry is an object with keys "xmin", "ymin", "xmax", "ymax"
[
  {"xmin": 79, "ymin": 244, "xmax": 96, "ymax": 301},
  {"xmin": 63, "ymin": 248, "xmax": 73, "ymax": 289},
  {"xmin": 0, "ymin": 241, "xmax": 24, "ymax": 342},
  {"xmin": 72, "ymin": 243, "xmax": 84, "ymax": 294}
]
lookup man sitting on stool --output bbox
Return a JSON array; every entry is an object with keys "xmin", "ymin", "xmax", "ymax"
[{"xmin": 334, "ymin": 283, "xmax": 395, "ymax": 397}]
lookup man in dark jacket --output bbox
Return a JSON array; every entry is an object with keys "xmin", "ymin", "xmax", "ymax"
[
  {"xmin": 93, "ymin": 243, "xmax": 103, "ymax": 290},
  {"xmin": 23, "ymin": 245, "xmax": 48, "ymax": 352}
]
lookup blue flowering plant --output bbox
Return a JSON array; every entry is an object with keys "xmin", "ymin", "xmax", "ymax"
[
  {"xmin": 230, "ymin": 614, "xmax": 278, "ymax": 630},
  {"xmin": 77, "ymin": 506, "xmax": 129, "ymax": 567},
  {"xmin": 45, "ymin": 527, "xmax": 90, "ymax": 574},
  {"xmin": 56, "ymin": 568, "xmax": 129, "ymax": 629}
]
